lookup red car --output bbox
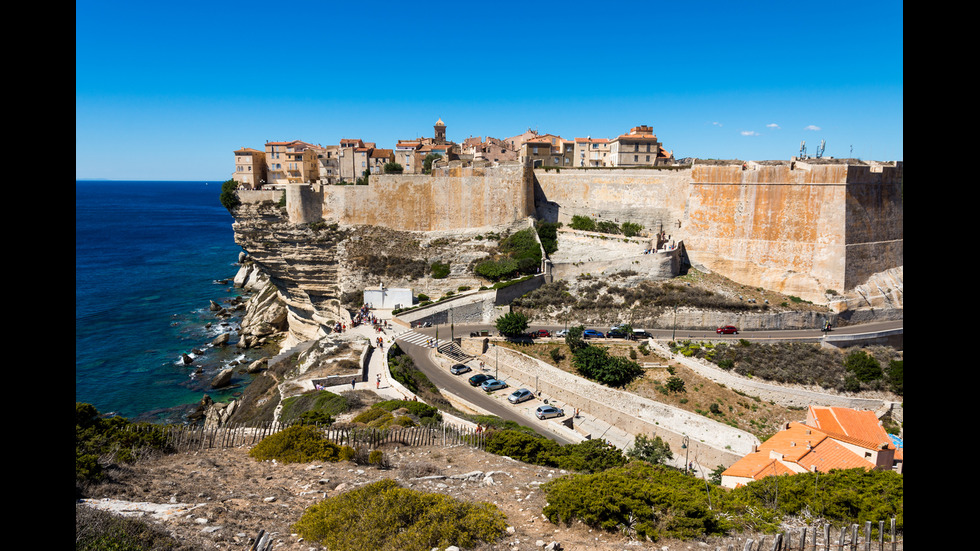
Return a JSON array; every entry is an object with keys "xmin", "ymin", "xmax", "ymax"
[
  {"xmin": 530, "ymin": 329, "xmax": 551, "ymax": 338},
  {"xmin": 716, "ymin": 325, "xmax": 739, "ymax": 335}
]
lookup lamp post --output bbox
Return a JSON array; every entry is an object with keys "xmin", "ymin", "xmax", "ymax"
[{"xmin": 682, "ymin": 435, "xmax": 690, "ymax": 474}]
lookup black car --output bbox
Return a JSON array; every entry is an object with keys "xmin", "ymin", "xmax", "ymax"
[
  {"xmin": 468, "ymin": 373, "xmax": 492, "ymax": 386},
  {"xmin": 607, "ymin": 329, "xmax": 627, "ymax": 338}
]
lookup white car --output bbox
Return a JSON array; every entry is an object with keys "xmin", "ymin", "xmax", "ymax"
[{"xmin": 555, "ymin": 329, "xmax": 568, "ymax": 338}]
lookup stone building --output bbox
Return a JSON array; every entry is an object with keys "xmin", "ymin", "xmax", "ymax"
[
  {"xmin": 264, "ymin": 140, "xmax": 319, "ymax": 186},
  {"xmin": 609, "ymin": 125, "xmax": 674, "ymax": 166},
  {"xmin": 232, "ymin": 147, "xmax": 267, "ymax": 188}
]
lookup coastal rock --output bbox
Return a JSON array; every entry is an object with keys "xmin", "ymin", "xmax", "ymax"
[
  {"xmin": 246, "ymin": 358, "xmax": 268, "ymax": 373},
  {"xmin": 203, "ymin": 398, "xmax": 238, "ymax": 429},
  {"xmin": 211, "ymin": 368, "xmax": 234, "ymax": 388},
  {"xmin": 212, "ymin": 333, "xmax": 231, "ymax": 347},
  {"xmin": 181, "ymin": 353, "xmax": 194, "ymax": 365},
  {"xmin": 209, "ymin": 300, "xmax": 222, "ymax": 312}
]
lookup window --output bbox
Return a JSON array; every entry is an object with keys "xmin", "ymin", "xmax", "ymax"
[
  {"xmin": 646, "ymin": 155, "xmax": 650, "ymax": 162},
  {"xmin": 634, "ymin": 155, "xmax": 638, "ymax": 162}
]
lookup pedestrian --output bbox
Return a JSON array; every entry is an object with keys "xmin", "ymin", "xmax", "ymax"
[
  {"xmin": 376, "ymin": 374, "xmax": 381, "ymax": 389},
  {"xmin": 351, "ymin": 378, "xmax": 356, "ymax": 389}
]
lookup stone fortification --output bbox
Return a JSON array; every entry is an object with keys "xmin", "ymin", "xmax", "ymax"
[
  {"xmin": 313, "ymin": 163, "xmax": 534, "ymax": 231},
  {"xmin": 684, "ymin": 161, "xmax": 903, "ymax": 300},
  {"xmin": 532, "ymin": 161, "xmax": 902, "ymax": 303}
]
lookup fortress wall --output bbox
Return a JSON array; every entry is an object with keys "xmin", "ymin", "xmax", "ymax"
[
  {"xmin": 685, "ymin": 163, "xmax": 851, "ymax": 299},
  {"xmin": 320, "ymin": 164, "xmax": 534, "ymax": 231},
  {"xmin": 842, "ymin": 164, "xmax": 904, "ymax": 289},
  {"xmin": 532, "ymin": 168, "xmax": 691, "ymax": 233}
]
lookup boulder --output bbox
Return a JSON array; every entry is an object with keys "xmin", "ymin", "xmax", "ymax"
[
  {"xmin": 212, "ymin": 333, "xmax": 231, "ymax": 346},
  {"xmin": 209, "ymin": 300, "xmax": 222, "ymax": 312},
  {"xmin": 181, "ymin": 353, "xmax": 194, "ymax": 365},
  {"xmin": 211, "ymin": 368, "xmax": 234, "ymax": 388}
]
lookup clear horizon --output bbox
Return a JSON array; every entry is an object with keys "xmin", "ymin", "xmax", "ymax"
[{"xmin": 76, "ymin": 1, "xmax": 903, "ymax": 181}]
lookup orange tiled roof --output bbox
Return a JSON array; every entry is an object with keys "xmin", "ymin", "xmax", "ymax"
[{"xmin": 808, "ymin": 406, "xmax": 894, "ymax": 451}]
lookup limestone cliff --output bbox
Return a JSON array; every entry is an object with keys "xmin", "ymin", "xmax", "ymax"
[{"xmin": 230, "ymin": 196, "xmax": 529, "ymax": 347}]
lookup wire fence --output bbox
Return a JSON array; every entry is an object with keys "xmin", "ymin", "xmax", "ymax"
[{"xmin": 713, "ymin": 518, "xmax": 901, "ymax": 551}]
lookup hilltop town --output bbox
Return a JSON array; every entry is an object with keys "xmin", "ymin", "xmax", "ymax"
[{"xmin": 232, "ymin": 120, "xmax": 677, "ymax": 188}]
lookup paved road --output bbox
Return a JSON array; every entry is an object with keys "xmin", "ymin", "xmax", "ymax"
[
  {"xmin": 394, "ymin": 334, "xmax": 576, "ymax": 445},
  {"xmin": 407, "ymin": 319, "xmax": 903, "ymax": 343}
]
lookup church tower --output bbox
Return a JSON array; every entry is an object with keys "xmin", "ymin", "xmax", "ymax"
[{"xmin": 434, "ymin": 118, "xmax": 446, "ymax": 144}]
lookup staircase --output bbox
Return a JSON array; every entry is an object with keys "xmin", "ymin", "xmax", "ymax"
[{"xmin": 437, "ymin": 341, "xmax": 471, "ymax": 363}]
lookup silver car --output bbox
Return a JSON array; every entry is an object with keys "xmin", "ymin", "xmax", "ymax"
[
  {"xmin": 507, "ymin": 388, "xmax": 533, "ymax": 404},
  {"xmin": 535, "ymin": 405, "xmax": 564, "ymax": 419}
]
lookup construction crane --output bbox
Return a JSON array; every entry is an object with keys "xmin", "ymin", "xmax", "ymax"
[{"xmin": 816, "ymin": 140, "xmax": 826, "ymax": 159}]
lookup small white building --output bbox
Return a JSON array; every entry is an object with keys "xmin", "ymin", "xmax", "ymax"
[{"xmin": 363, "ymin": 284, "xmax": 413, "ymax": 310}]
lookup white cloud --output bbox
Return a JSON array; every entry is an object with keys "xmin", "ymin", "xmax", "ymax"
[
  {"xmin": 741, "ymin": 130, "xmax": 760, "ymax": 137},
  {"xmin": 805, "ymin": 125, "xmax": 821, "ymax": 131},
  {"xmin": 767, "ymin": 123, "xmax": 780, "ymax": 130},
  {"xmin": 712, "ymin": 121, "xmax": 723, "ymax": 127}
]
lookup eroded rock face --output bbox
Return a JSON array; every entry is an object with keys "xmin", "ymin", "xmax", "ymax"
[{"xmin": 230, "ymin": 199, "xmax": 525, "ymax": 346}]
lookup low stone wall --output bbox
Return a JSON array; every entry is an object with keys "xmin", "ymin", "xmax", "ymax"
[
  {"xmin": 394, "ymin": 290, "xmax": 505, "ymax": 327},
  {"xmin": 238, "ymin": 189, "xmax": 284, "ymax": 204},
  {"xmin": 460, "ymin": 339, "xmax": 758, "ymax": 470}
]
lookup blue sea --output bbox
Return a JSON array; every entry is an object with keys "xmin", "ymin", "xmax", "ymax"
[{"xmin": 76, "ymin": 180, "xmax": 263, "ymax": 424}]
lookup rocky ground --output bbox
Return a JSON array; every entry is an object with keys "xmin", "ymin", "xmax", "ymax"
[{"xmin": 78, "ymin": 441, "xmax": 742, "ymax": 551}]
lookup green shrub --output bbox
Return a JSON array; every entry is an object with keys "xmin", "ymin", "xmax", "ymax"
[
  {"xmin": 625, "ymin": 434, "xmax": 673, "ymax": 465},
  {"xmin": 485, "ymin": 429, "xmax": 561, "ymax": 465},
  {"xmin": 430, "ymin": 261, "xmax": 451, "ymax": 279},
  {"xmin": 495, "ymin": 311, "xmax": 529, "ymax": 337},
  {"xmin": 572, "ymin": 345, "xmax": 643, "ymax": 388},
  {"xmin": 292, "ymin": 479, "xmax": 507, "ymax": 551},
  {"xmin": 75, "ymin": 402, "xmax": 176, "ymax": 483},
  {"xmin": 542, "ymin": 462, "xmax": 732, "ymax": 541},
  {"xmin": 375, "ymin": 400, "xmax": 442, "ymax": 423},
  {"xmin": 219, "ymin": 179, "xmax": 240, "ymax": 211},
  {"xmin": 280, "ymin": 391, "xmax": 350, "ymax": 424},
  {"xmin": 248, "ymin": 425, "xmax": 345, "ymax": 463},
  {"xmin": 569, "ymin": 215, "xmax": 596, "ymax": 232}
]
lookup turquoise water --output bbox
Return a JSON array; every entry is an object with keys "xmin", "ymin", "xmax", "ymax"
[{"xmin": 76, "ymin": 180, "xmax": 262, "ymax": 423}]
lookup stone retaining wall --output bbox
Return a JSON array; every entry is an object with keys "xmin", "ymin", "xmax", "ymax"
[{"xmin": 460, "ymin": 338, "xmax": 758, "ymax": 470}]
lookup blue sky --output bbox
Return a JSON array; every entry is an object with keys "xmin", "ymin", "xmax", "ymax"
[{"xmin": 76, "ymin": 1, "xmax": 903, "ymax": 181}]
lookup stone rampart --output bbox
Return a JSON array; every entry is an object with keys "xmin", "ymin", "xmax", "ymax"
[
  {"xmin": 317, "ymin": 163, "xmax": 534, "ymax": 231},
  {"xmin": 460, "ymin": 339, "xmax": 758, "ymax": 470}
]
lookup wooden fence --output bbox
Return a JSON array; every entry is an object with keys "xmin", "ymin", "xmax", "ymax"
[
  {"xmin": 713, "ymin": 518, "xmax": 901, "ymax": 551},
  {"xmin": 136, "ymin": 421, "xmax": 488, "ymax": 453}
]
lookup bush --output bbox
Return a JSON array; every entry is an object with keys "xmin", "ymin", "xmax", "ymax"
[
  {"xmin": 844, "ymin": 350, "xmax": 882, "ymax": 382},
  {"xmin": 76, "ymin": 403, "xmax": 175, "ymax": 483},
  {"xmin": 383, "ymin": 161, "xmax": 404, "ymax": 174},
  {"xmin": 219, "ymin": 179, "xmax": 240, "ymax": 211},
  {"xmin": 572, "ymin": 345, "xmax": 643, "ymax": 388},
  {"xmin": 542, "ymin": 462, "xmax": 732, "ymax": 542},
  {"xmin": 76, "ymin": 504, "xmax": 182, "ymax": 551},
  {"xmin": 430, "ymin": 261, "xmax": 451, "ymax": 279},
  {"xmin": 280, "ymin": 391, "xmax": 350, "ymax": 425},
  {"xmin": 292, "ymin": 479, "xmax": 507, "ymax": 551},
  {"xmin": 569, "ymin": 215, "xmax": 596, "ymax": 232},
  {"xmin": 248, "ymin": 425, "xmax": 346, "ymax": 463}
]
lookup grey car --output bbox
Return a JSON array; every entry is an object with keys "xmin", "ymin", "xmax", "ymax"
[
  {"xmin": 535, "ymin": 405, "xmax": 564, "ymax": 419},
  {"xmin": 507, "ymin": 388, "xmax": 533, "ymax": 404},
  {"xmin": 481, "ymin": 378, "xmax": 508, "ymax": 392},
  {"xmin": 450, "ymin": 363, "xmax": 471, "ymax": 375}
]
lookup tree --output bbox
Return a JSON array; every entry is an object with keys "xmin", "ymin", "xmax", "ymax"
[
  {"xmin": 423, "ymin": 153, "xmax": 442, "ymax": 174},
  {"xmin": 219, "ymin": 179, "xmax": 240, "ymax": 211},
  {"xmin": 565, "ymin": 325, "xmax": 586, "ymax": 352},
  {"xmin": 495, "ymin": 311, "xmax": 529, "ymax": 337},
  {"xmin": 626, "ymin": 434, "xmax": 673, "ymax": 466},
  {"xmin": 572, "ymin": 345, "xmax": 643, "ymax": 388},
  {"xmin": 383, "ymin": 162, "xmax": 403, "ymax": 174}
]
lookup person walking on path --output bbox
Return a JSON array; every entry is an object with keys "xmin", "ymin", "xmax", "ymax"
[
  {"xmin": 376, "ymin": 374, "xmax": 381, "ymax": 389},
  {"xmin": 351, "ymin": 378, "xmax": 356, "ymax": 389}
]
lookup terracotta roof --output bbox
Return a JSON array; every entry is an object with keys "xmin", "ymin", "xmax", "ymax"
[
  {"xmin": 575, "ymin": 137, "xmax": 610, "ymax": 143},
  {"xmin": 808, "ymin": 406, "xmax": 894, "ymax": 451},
  {"xmin": 722, "ymin": 420, "xmax": 884, "ymax": 484},
  {"xmin": 235, "ymin": 148, "xmax": 264, "ymax": 154},
  {"xmin": 370, "ymin": 148, "xmax": 393, "ymax": 158}
]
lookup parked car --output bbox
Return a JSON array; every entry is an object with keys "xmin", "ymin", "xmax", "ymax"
[
  {"xmin": 583, "ymin": 329, "xmax": 605, "ymax": 339},
  {"xmin": 535, "ymin": 405, "xmax": 564, "ymax": 420},
  {"xmin": 554, "ymin": 329, "xmax": 568, "ymax": 338},
  {"xmin": 468, "ymin": 374, "xmax": 492, "ymax": 387},
  {"xmin": 450, "ymin": 363, "xmax": 471, "ymax": 375},
  {"xmin": 530, "ymin": 329, "xmax": 551, "ymax": 338},
  {"xmin": 507, "ymin": 388, "xmax": 534, "ymax": 404},
  {"xmin": 716, "ymin": 325, "xmax": 739, "ymax": 335},
  {"xmin": 607, "ymin": 328, "xmax": 627, "ymax": 338},
  {"xmin": 633, "ymin": 329, "xmax": 652, "ymax": 339},
  {"xmin": 481, "ymin": 378, "xmax": 508, "ymax": 392}
]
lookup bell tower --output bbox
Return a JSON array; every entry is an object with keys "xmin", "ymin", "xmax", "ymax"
[{"xmin": 434, "ymin": 118, "xmax": 446, "ymax": 144}]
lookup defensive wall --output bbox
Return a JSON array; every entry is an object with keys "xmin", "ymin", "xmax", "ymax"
[
  {"xmin": 287, "ymin": 163, "xmax": 535, "ymax": 231},
  {"xmin": 459, "ymin": 338, "xmax": 758, "ymax": 470},
  {"xmin": 253, "ymin": 159, "xmax": 902, "ymax": 301}
]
